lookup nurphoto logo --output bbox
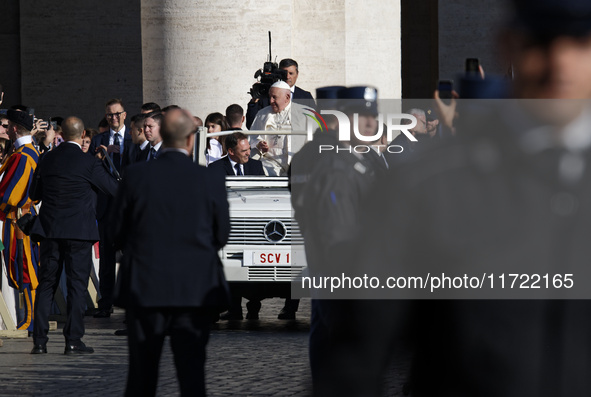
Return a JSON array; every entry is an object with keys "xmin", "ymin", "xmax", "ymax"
[{"xmin": 304, "ymin": 109, "xmax": 418, "ymax": 154}]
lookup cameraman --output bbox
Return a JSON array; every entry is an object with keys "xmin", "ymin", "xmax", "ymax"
[{"xmin": 246, "ymin": 58, "xmax": 314, "ymax": 129}]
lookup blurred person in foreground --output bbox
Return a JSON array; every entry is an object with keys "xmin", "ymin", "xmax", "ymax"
[
  {"xmin": 111, "ymin": 108, "xmax": 230, "ymax": 396},
  {"xmin": 360, "ymin": 0, "xmax": 591, "ymax": 395},
  {"xmin": 290, "ymin": 85, "xmax": 389, "ymax": 395}
]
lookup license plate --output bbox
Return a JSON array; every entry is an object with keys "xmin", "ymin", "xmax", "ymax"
[{"xmin": 251, "ymin": 251, "xmax": 292, "ymax": 266}]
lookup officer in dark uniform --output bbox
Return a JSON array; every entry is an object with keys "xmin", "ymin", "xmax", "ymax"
[
  {"xmin": 360, "ymin": 0, "xmax": 591, "ymax": 395},
  {"xmin": 290, "ymin": 86, "xmax": 389, "ymax": 396}
]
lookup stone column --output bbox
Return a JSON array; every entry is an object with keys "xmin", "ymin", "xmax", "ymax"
[{"xmin": 141, "ymin": 0, "xmax": 402, "ymax": 120}]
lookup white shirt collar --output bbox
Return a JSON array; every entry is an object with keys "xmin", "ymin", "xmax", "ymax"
[
  {"xmin": 110, "ymin": 125, "xmax": 126, "ymax": 137},
  {"xmin": 67, "ymin": 141, "xmax": 81, "ymax": 149},
  {"xmin": 150, "ymin": 141, "xmax": 163, "ymax": 151},
  {"xmin": 14, "ymin": 135, "xmax": 33, "ymax": 149},
  {"xmin": 228, "ymin": 157, "xmax": 243, "ymax": 175},
  {"xmin": 140, "ymin": 140, "xmax": 150, "ymax": 150}
]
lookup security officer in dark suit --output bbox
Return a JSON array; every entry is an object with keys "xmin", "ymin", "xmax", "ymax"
[
  {"xmin": 30, "ymin": 116, "xmax": 118, "ymax": 354},
  {"xmin": 111, "ymin": 108, "xmax": 230, "ymax": 396},
  {"xmin": 208, "ymin": 132, "xmax": 265, "ymax": 176},
  {"xmin": 89, "ymin": 99, "xmax": 134, "ymax": 317},
  {"xmin": 290, "ymin": 86, "xmax": 385, "ymax": 396},
  {"xmin": 360, "ymin": 0, "xmax": 591, "ymax": 395}
]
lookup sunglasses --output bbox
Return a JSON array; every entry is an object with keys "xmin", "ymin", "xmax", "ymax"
[{"xmin": 106, "ymin": 112, "xmax": 125, "ymax": 119}]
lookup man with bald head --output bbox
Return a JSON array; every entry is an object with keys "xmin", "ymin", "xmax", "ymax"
[
  {"xmin": 250, "ymin": 81, "xmax": 308, "ymax": 175},
  {"xmin": 111, "ymin": 108, "xmax": 230, "ymax": 396},
  {"xmin": 30, "ymin": 116, "xmax": 118, "ymax": 355}
]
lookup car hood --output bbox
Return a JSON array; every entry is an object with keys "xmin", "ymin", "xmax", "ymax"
[{"xmin": 226, "ymin": 188, "xmax": 293, "ymax": 213}]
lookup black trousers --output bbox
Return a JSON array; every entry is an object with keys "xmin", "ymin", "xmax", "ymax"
[
  {"xmin": 33, "ymin": 239, "xmax": 93, "ymax": 346},
  {"xmin": 309, "ymin": 299, "xmax": 398, "ymax": 396},
  {"xmin": 97, "ymin": 218, "xmax": 116, "ymax": 310},
  {"xmin": 126, "ymin": 306, "xmax": 211, "ymax": 397}
]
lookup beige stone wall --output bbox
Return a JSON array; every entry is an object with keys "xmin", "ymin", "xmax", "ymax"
[{"xmin": 141, "ymin": 0, "xmax": 402, "ymax": 120}]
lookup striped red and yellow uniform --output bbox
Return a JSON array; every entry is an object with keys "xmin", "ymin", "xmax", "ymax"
[{"xmin": 0, "ymin": 142, "xmax": 40, "ymax": 331}]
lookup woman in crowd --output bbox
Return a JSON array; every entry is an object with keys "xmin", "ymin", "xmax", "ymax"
[
  {"xmin": 82, "ymin": 128, "xmax": 98, "ymax": 153},
  {"xmin": 204, "ymin": 112, "xmax": 229, "ymax": 165}
]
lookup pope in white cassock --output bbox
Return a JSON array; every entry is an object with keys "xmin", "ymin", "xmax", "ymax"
[{"xmin": 250, "ymin": 81, "xmax": 308, "ymax": 176}]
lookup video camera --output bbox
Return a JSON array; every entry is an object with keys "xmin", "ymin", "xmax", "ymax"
[{"xmin": 249, "ymin": 32, "xmax": 287, "ymax": 100}]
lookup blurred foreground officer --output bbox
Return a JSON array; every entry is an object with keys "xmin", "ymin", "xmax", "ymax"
[
  {"xmin": 0, "ymin": 109, "xmax": 40, "ymax": 332},
  {"xmin": 30, "ymin": 117, "xmax": 118, "ymax": 354},
  {"xmin": 363, "ymin": 0, "xmax": 591, "ymax": 395},
  {"xmin": 111, "ymin": 108, "xmax": 230, "ymax": 396},
  {"xmin": 290, "ymin": 86, "xmax": 385, "ymax": 396}
]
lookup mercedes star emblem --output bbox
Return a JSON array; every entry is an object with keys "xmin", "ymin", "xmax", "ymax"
[{"xmin": 264, "ymin": 220, "xmax": 287, "ymax": 243}]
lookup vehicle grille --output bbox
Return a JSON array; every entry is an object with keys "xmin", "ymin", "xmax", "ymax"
[
  {"xmin": 228, "ymin": 218, "xmax": 304, "ymax": 246},
  {"xmin": 247, "ymin": 266, "xmax": 305, "ymax": 281}
]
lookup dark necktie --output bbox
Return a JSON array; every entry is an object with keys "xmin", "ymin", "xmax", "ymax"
[
  {"xmin": 235, "ymin": 163, "xmax": 243, "ymax": 176},
  {"xmin": 112, "ymin": 133, "xmax": 121, "ymax": 172},
  {"xmin": 149, "ymin": 147, "xmax": 157, "ymax": 161}
]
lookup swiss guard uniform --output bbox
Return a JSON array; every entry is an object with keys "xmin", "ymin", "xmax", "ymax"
[{"xmin": 0, "ymin": 110, "xmax": 40, "ymax": 332}]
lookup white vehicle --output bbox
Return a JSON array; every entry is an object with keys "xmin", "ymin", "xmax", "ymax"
[{"xmin": 195, "ymin": 129, "xmax": 306, "ymax": 301}]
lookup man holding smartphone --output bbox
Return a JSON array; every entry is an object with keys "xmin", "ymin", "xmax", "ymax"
[{"xmin": 363, "ymin": 0, "xmax": 591, "ymax": 395}]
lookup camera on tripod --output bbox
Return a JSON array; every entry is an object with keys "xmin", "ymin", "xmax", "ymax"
[{"xmin": 249, "ymin": 32, "xmax": 287, "ymax": 99}]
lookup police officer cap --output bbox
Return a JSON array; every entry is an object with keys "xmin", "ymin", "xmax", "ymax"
[
  {"xmin": 340, "ymin": 86, "xmax": 378, "ymax": 115},
  {"xmin": 316, "ymin": 86, "xmax": 346, "ymax": 111},
  {"xmin": 316, "ymin": 86, "xmax": 346, "ymax": 99},
  {"xmin": 6, "ymin": 109, "xmax": 33, "ymax": 131},
  {"xmin": 512, "ymin": 0, "xmax": 591, "ymax": 39}
]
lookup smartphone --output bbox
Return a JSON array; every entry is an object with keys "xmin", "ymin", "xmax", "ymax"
[
  {"xmin": 28, "ymin": 108, "xmax": 35, "ymax": 118},
  {"xmin": 466, "ymin": 58, "xmax": 480, "ymax": 75},
  {"xmin": 438, "ymin": 80, "xmax": 453, "ymax": 105}
]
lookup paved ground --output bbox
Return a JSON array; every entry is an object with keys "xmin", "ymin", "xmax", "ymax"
[{"xmin": 0, "ymin": 298, "xmax": 410, "ymax": 396}]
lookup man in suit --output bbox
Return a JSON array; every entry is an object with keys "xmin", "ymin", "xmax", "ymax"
[
  {"xmin": 209, "ymin": 132, "xmax": 265, "ymax": 176},
  {"xmin": 89, "ymin": 99, "xmax": 134, "ymax": 170},
  {"xmin": 279, "ymin": 58, "xmax": 315, "ymax": 107},
  {"xmin": 246, "ymin": 58, "xmax": 315, "ymax": 128},
  {"xmin": 129, "ymin": 113, "xmax": 149, "ymax": 163},
  {"xmin": 89, "ymin": 99, "xmax": 133, "ymax": 318},
  {"xmin": 209, "ymin": 132, "xmax": 263, "ymax": 321},
  {"xmin": 30, "ymin": 116, "xmax": 118, "ymax": 354},
  {"xmin": 138, "ymin": 111, "xmax": 162, "ymax": 162},
  {"xmin": 111, "ymin": 108, "xmax": 230, "ymax": 396}
]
